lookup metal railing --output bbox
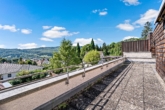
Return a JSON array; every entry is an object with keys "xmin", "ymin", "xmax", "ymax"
[{"xmin": 0, "ymin": 57, "xmax": 125, "ymax": 91}]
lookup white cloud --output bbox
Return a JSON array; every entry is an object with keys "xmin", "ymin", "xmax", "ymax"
[
  {"xmin": 123, "ymin": 36, "xmax": 139, "ymax": 40},
  {"xmin": 41, "ymin": 45, "xmax": 46, "ymax": 47},
  {"xmin": 122, "ymin": 0, "xmax": 140, "ymax": 6},
  {"xmin": 18, "ymin": 43, "xmax": 37, "ymax": 49},
  {"xmin": 134, "ymin": 9, "xmax": 159, "ymax": 26},
  {"xmin": 92, "ymin": 10, "xmax": 98, "ymax": 13},
  {"xmin": 94, "ymin": 38, "xmax": 104, "ymax": 44},
  {"xmin": 73, "ymin": 38, "xmax": 104, "ymax": 46},
  {"xmin": 21, "ymin": 29, "xmax": 32, "ymax": 34},
  {"xmin": 42, "ymin": 26, "xmax": 52, "ymax": 30},
  {"xmin": 99, "ymin": 11, "xmax": 108, "ymax": 16},
  {"xmin": 116, "ymin": 20, "xmax": 135, "ymax": 31},
  {"xmin": 0, "ymin": 45, "xmax": 5, "ymax": 48},
  {"xmin": 92, "ymin": 8, "xmax": 108, "ymax": 16},
  {"xmin": 0, "ymin": 24, "xmax": 18, "ymax": 32},
  {"xmin": 40, "ymin": 37, "xmax": 53, "ymax": 42},
  {"xmin": 43, "ymin": 26, "xmax": 79, "ymax": 38}
]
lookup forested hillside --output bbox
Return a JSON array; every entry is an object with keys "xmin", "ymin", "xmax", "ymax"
[{"xmin": 0, "ymin": 47, "xmax": 59, "ymax": 59}]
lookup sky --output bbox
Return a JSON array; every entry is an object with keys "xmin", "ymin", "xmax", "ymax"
[{"xmin": 0, "ymin": 0, "xmax": 162, "ymax": 49}]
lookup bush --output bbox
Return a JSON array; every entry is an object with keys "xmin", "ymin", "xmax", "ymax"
[
  {"xmin": 10, "ymin": 79, "xmax": 22, "ymax": 85},
  {"xmin": 83, "ymin": 50, "xmax": 100, "ymax": 65},
  {"xmin": 17, "ymin": 71, "xmax": 29, "ymax": 77},
  {"xmin": 25, "ymin": 77, "xmax": 31, "ymax": 82},
  {"xmin": 69, "ymin": 66, "xmax": 79, "ymax": 72},
  {"xmin": 32, "ymin": 74, "xmax": 40, "ymax": 80},
  {"xmin": 40, "ymin": 73, "xmax": 46, "ymax": 78},
  {"xmin": 58, "ymin": 102, "xmax": 67, "ymax": 109},
  {"xmin": 10, "ymin": 70, "xmax": 48, "ymax": 85}
]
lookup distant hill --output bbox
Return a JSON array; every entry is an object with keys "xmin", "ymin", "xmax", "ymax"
[{"xmin": 0, "ymin": 47, "xmax": 59, "ymax": 59}]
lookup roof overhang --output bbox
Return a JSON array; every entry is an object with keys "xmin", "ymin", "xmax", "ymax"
[{"xmin": 155, "ymin": 0, "xmax": 165, "ymax": 24}]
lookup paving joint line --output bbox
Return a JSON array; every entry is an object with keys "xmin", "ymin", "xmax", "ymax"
[
  {"xmin": 89, "ymin": 62, "xmax": 133, "ymax": 110},
  {"xmin": 113, "ymin": 62, "xmax": 136, "ymax": 110}
]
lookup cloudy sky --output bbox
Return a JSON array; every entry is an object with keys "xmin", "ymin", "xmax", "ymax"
[{"xmin": 0, "ymin": 0, "xmax": 162, "ymax": 49}]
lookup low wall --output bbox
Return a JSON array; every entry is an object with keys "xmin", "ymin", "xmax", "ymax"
[
  {"xmin": 123, "ymin": 52, "xmax": 152, "ymax": 58},
  {"xmin": 126, "ymin": 58, "xmax": 156, "ymax": 63},
  {"xmin": 0, "ymin": 58, "xmax": 125, "ymax": 110}
]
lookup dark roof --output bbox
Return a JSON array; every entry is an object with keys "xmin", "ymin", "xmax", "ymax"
[
  {"xmin": 155, "ymin": 0, "xmax": 165, "ymax": 23},
  {"xmin": 0, "ymin": 64, "xmax": 43, "ymax": 75}
]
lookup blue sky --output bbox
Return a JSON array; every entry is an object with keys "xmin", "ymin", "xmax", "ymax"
[{"xmin": 0, "ymin": 0, "xmax": 162, "ymax": 49}]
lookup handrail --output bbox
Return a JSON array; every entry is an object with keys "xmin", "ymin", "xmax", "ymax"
[{"xmin": 0, "ymin": 57, "xmax": 125, "ymax": 92}]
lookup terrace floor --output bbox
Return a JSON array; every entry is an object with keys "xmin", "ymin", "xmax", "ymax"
[
  {"xmin": 63, "ymin": 62, "xmax": 165, "ymax": 110},
  {"xmin": 88, "ymin": 63, "xmax": 165, "ymax": 110}
]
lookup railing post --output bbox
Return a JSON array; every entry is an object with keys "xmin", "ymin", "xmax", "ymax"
[
  {"xmin": 82, "ymin": 62, "xmax": 85, "ymax": 77},
  {"xmin": 101, "ymin": 58, "xmax": 103, "ymax": 69},
  {"xmin": 65, "ymin": 67, "xmax": 69, "ymax": 84}
]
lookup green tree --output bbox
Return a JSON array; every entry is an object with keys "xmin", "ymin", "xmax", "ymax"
[
  {"xmin": 0, "ymin": 58, "xmax": 7, "ymax": 63},
  {"xmin": 83, "ymin": 50, "xmax": 100, "ymax": 65},
  {"xmin": 50, "ymin": 52, "xmax": 62, "ymax": 73},
  {"xmin": 108, "ymin": 42, "xmax": 122, "ymax": 56},
  {"xmin": 18, "ymin": 57, "xmax": 24, "ymax": 64},
  {"xmin": 76, "ymin": 43, "xmax": 81, "ymax": 58},
  {"xmin": 141, "ymin": 22, "xmax": 152, "ymax": 39},
  {"xmin": 26, "ymin": 60, "xmax": 32, "ymax": 65},
  {"xmin": 80, "ymin": 44, "xmax": 91, "ymax": 59},
  {"xmin": 12, "ymin": 58, "xmax": 19, "ymax": 63},
  {"xmin": 91, "ymin": 38, "xmax": 95, "ymax": 50},
  {"xmin": 123, "ymin": 38, "xmax": 140, "ymax": 42},
  {"xmin": 50, "ymin": 39, "xmax": 80, "ymax": 73},
  {"xmin": 102, "ymin": 43, "xmax": 109, "ymax": 56},
  {"xmin": 32, "ymin": 61, "xmax": 37, "ymax": 65},
  {"xmin": 95, "ymin": 44, "xmax": 100, "ymax": 51},
  {"xmin": 100, "ymin": 46, "xmax": 102, "ymax": 51}
]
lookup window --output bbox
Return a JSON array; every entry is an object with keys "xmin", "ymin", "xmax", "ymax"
[{"xmin": 8, "ymin": 74, "xmax": 12, "ymax": 78}]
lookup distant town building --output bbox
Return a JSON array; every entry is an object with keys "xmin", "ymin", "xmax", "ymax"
[
  {"xmin": 0, "ymin": 64, "xmax": 43, "ymax": 80},
  {"xmin": 36, "ymin": 58, "xmax": 50, "ymax": 66}
]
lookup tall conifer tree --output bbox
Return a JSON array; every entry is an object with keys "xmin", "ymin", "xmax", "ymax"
[{"xmin": 91, "ymin": 39, "xmax": 95, "ymax": 50}]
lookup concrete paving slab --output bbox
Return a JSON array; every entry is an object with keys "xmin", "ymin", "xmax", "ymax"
[{"xmin": 84, "ymin": 63, "xmax": 165, "ymax": 110}]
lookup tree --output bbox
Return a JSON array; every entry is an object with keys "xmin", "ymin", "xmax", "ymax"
[
  {"xmin": 141, "ymin": 22, "xmax": 152, "ymax": 39},
  {"xmin": 12, "ymin": 58, "xmax": 19, "ymax": 63},
  {"xmin": 102, "ymin": 43, "xmax": 109, "ymax": 56},
  {"xmin": 83, "ymin": 50, "xmax": 100, "ymax": 65},
  {"xmin": 108, "ymin": 42, "xmax": 122, "ymax": 56},
  {"xmin": 0, "ymin": 58, "xmax": 7, "ymax": 63},
  {"xmin": 18, "ymin": 57, "xmax": 24, "ymax": 64},
  {"xmin": 123, "ymin": 38, "xmax": 140, "ymax": 42},
  {"xmin": 50, "ymin": 39, "xmax": 80, "ymax": 73},
  {"xmin": 95, "ymin": 44, "xmax": 100, "ymax": 51},
  {"xmin": 50, "ymin": 52, "xmax": 62, "ymax": 73},
  {"xmin": 99, "ymin": 46, "xmax": 102, "ymax": 51},
  {"xmin": 26, "ymin": 60, "xmax": 32, "ymax": 65},
  {"xmin": 90, "ymin": 38, "xmax": 95, "ymax": 50},
  {"xmin": 80, "ymin": 44, "xmax": 91, "ymax": 59},
  {"xmin": 76, "ymin": 43, "xmax": 81, "ymax": 58},
  {"xmin": 32, "ymin": 61, "xmax": 37, "ymax": 65}
]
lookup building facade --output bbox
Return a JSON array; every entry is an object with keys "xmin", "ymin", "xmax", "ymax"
[
  {"xmin": 0, "ymin": 64, "xmax": 43, "ymax": 80},
  {"xmin": 151, "ymin": 0, "xmax": 165, "ymax": 80}
]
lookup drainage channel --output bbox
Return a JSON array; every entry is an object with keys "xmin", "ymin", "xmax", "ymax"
[{"xmin": 53, "ymin": 62, "xmax": 132, "ymax": 110}]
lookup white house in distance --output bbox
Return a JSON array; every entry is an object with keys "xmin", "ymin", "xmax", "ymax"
[{"xmin": 0, "ymin": 64, "xmax": 43, "ymax": 80}]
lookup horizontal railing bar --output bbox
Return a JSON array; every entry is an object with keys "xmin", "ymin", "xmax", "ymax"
[{"xmin": 0, "ymin": 57, "xmax": 125, "ymax": 92}]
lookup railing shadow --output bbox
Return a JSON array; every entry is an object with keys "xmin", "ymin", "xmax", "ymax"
[{"xmin": 54, "ymin": 61, "xmax": 132, "ymax": 110}]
